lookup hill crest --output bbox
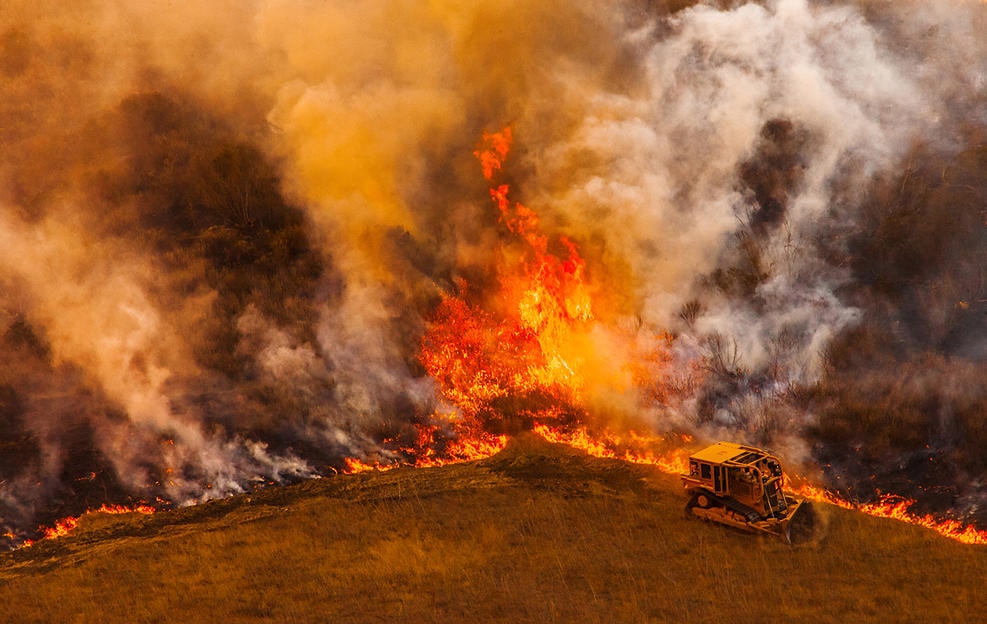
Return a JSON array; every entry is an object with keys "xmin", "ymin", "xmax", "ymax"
[{"xmin": 1, "ymin": 434, "xmax": 985, "ymax": 623}]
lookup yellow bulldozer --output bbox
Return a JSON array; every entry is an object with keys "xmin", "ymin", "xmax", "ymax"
[{"xmin": 681, "ymin": 441, "xmax": 814, "ymax": 543}]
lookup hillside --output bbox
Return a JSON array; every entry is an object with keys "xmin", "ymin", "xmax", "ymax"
[{"xmin": 1, "ymin": 434, "xmax": 985, "ymax": 623}]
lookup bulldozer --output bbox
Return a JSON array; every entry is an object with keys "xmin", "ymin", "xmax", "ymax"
[{"xmin": 681, "ymin": 441, "xmax": 814, "ymax": 543}]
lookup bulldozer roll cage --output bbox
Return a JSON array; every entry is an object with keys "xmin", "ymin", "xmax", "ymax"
[{"xmin": 680, "ymin": 441, "xmax": 814, "ymax": 543}]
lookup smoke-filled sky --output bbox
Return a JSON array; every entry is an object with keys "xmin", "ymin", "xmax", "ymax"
[{"xmin": 1, "ymin": 0, "xmax": 986, "ymax": 541}]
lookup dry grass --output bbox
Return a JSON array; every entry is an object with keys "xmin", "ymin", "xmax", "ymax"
[{"xmin": 1, "ymin": 434, "xmax": 985, "ymax": 623}]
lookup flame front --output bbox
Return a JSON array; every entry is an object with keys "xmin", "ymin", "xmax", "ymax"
[
  {"xmin": 790, "ymin": 483, "xmax": 987, "ymax": 545},
  {"xmin": 23, "ymin": 128, "xmax": 987, "ymax": 550},
  {"xmin": 338, "ymin": 127, "xmax": 678, "ymax": 475},
  {"xmin": 534, "ymin": 424, "xmax": 692, "ymax": 475},
  {"xmin": 420, "ymin": 127, "xmax": 676, "ymax": 432},
  {"xmin": 858, "ymin": 496, "xmax": 987, "ymax": 545},
  {"xmin": 22, "ymin": 503, "xmax": 155, "ymax": 547}
]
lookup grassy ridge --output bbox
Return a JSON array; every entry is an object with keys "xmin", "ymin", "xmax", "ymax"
[{"xmin": 1, "ymin": 434, "xmax": 985, "ymax": 623}]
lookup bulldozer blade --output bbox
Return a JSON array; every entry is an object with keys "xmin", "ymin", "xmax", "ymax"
[{"xmin": 784, "ymin": 501, "xmax": 816, "ymax": 544}]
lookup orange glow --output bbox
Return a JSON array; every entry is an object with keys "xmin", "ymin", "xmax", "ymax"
[
  {"xmin": 791, "ymin": 482, "xmax": 987, "ymax": 545},
  {"xmin": 27, "ymin": 129, "xmax": 982, "ymax": 550},
  {"xmin": 789, "ymin": 481, "xmax": 854, "ymax": 510},
  {"xmin": 95, "ymin": 503, "xmax": 157, "ymax": 515},
  {"xmin": 534, "ymin": 423, "xmax": 692, "ymax": 475},
  {"xmin": 473, "ymin": 127, "xmax": 512, "ymax": 181},
  {"xmin": 342, "ymin": 457, "xmax": 390, "ymax": 474},
  {"xmin": 421, "ymin": 127, "xmax": 987, "ymax": 546},
  {"xmin": 21, "ymin": 502, "xmax": 156, "ymax": 547},
  {"xmin": 341, "ymin": 422, "xmax": 508, "ymax": 474},
  {"xmin": 538, "ymin": 423, "xmax": 987, "ymax": 545},
  {"xmin": 40, "ymin": 516, "xmax": 81, "ymax": 540},
  {"xmin": 421, "ymin": 127, "xmax": 678, "ymax": 431},
  {"xmin": 404, "ymin": 422, "xmax": 509, "ymax": 468},
  {"xmin": 859, "ymin": 495, "xmax": 987, "ymax": 545}
]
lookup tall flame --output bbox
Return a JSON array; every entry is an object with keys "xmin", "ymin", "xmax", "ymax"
[
  {"xmin": 22, "ymin": 127, "xmax": 987, "ymax": 550},
  {"xmin": 421, "ymin": 127, "xmax": 678, "ymax": 431}
]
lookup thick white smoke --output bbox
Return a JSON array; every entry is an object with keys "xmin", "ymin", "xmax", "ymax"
[
  {"xmin": 533, "ymin": 0, "xmax": 931, "ymax": 368},
  {"xmin": 511, "ymin": 0, "xmax": 985, "ymax": 455}
]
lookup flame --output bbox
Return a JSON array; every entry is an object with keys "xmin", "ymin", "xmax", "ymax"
[
  {"xmin": 538, "ymin": 420, "xmax": 987, "ymax": 546},
  {"xmin": 40, "ymin": 516, "xmax": 81, "ymax": 541},
  {"xmin": 26, "ymin": 128, "xmax": 985, "ymax": 550},
  {"xmin": 422, "ymin": 128, "xmax": 594, "ymax": 424},
  {"xmin": 93, "ymin": 503, "xmax": 157, "ymax": 516},
  {"xmin": 414, "ymin": 427, "xmax": 509, "ymax": 468},
  {"xmin": 421, "ymin": 127, "xmax": 678, "ymax": 430},
  {"xmin": 341, "ymin": 422, "xmax": 508, "ymax": 474},
  {"xmin": 789, "ymin": 481, "xmax": 854, "ymax": 510},
  {"xmin": 533, "ymin": 423, "xmax": 692, "ymax": 475},
  {"xmin": 436, "ymin": 128, "xmax": 987, "ymax": 546},
  {"xmin": 343, "ymin": 457, "xmax": 389, "ymax": 474},
  {"xmin": 858, "ymin": 495, "xmax": 987, "ymax": 545},
  {"xmin": 790, "ymin": 482, "xmax": 987, "ymax": 545},
  {"xmin": 20, "ymin": 503, "xmax": 156, "ymax": 548},
  {"xmin": 474, "ymin": 127, "xmax": 512, "ymax": 181}
]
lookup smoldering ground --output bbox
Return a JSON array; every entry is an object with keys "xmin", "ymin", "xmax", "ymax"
[{"xmin": 1, "ymin": 0, "xmax": 986, "ymax": 541}]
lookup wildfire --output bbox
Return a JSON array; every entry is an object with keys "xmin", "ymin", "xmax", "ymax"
[
  {"xmin": 38, "ymin": 516, "xmax": 80, "ymax": 541},
  {"xmin": 533, "ymin": 423, "xmax": 691, "ymax": 475},
  {"xmin": 421, "ymin": 127, "xmax": 678, "ymax": 432},
  {"xmin": 789, "ymin": 481, "xmax": 854, "ymax": 511},
  {"xmin": 96, "ymin": 503, "xmax": 157, "ymax": 515},
  {"xmin": 421, "ymin": 127, "xmax": 987, "ymax": 546},
  {"xmin": 421, "ymin": 129, "xmax": 592, "ymax": 426},
  {"xmin": 21, "ymin": 127, "xmax": 987, "ymax": 552},
  {"xmin": 21, "ymin": 503, "xmax": 155, "ymax": 548},
  {"xmin": 858, "ymin": 495, "xmax": 987, "ymax": 545},
  {"xmin": 534, "ymin": 425, "xmax": 987, "ymax": 545},
  {"xmin": 790, "ymin": 482, "xmax": 987, "ymax": 545},
  {"xmin": 340, "ymin": 422, "xmax": 509, "ymax": 474},
  {"xmin": 415, "ymin": 428, "xmax": 509, "ymax": 468},
  {"xmin": 342, "ymin": 457, "xmax": 389, "ymax": 474}
]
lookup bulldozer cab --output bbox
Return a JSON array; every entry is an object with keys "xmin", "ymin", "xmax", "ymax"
[
  {"xmin": 684, "ymin": 442, "xmax": 787, "ymax": 517},
  {"xmin": 681, "ymin": 441, "xmax": 814, "ymax": 542}
]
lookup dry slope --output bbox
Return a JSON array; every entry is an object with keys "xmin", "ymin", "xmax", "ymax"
[{"xmin": 1, "ymin": 434, "xmax": 985, "ymax": 623}]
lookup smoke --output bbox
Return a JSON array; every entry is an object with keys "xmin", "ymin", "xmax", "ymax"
[
  {"xmin": 536, "ymin": 1, "xmax": 930, "ymax": 354},
  {"xmin": 1, "ymin": 0, "xmax": 986, "ymax": 541}
]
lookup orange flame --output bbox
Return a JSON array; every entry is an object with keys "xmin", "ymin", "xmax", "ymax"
[
  {"xmin": 537, "ymin": 423, "xmax": 987, "ymax": 546},
  {"xmin": 791, "ymin": 482, "xmax": 987, "ymax": 545},
  {"xmin": 341, "ymin": 423, "xmax": 508, "ymax": 474},
  {"xmin": 433, "ymin": 128, "xmax": 987, "ymax": 546},
  {"xmin": 421, "ymin": 127, "xmax": 679, "ymax": 431},
  {"xmin": 19, "ymin": 127, "xmax": 975, "ymax": 552},
  {"xmin": 534, "ymin": 423, "xmax": 692, "ymax": 475},
  {"xmin": 40, "ymin": 516, "xmax": 81, "ymax": 540},
  {"xmin": 474, "ymin": 127, "xmax": 512, "ymax": 181},
  {"xmin": 21, "ymin": 502, "xmax": 156, "ymax": 548},
  {"xmin": 544, "ymin": 426, "xmax": 987, "ymax": 545},
  {"xmin": 858, "ymin": 495, "xmax": 987, "ymax": 545},
  {"xmin": 342, "ymin": 457, "xmax": 389, "ymax": 474},
  {"xmin": 414, "ymin": 427, "xmax": 509, "ymax": 468},
  {"xmin": 95, "ymin": 503, "xmax": 157, "ymax": 515}
]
